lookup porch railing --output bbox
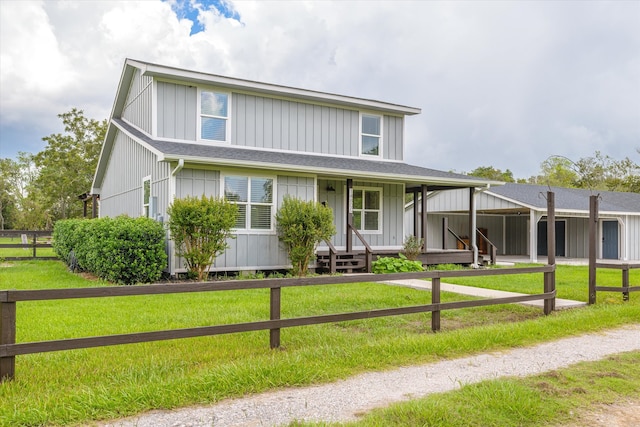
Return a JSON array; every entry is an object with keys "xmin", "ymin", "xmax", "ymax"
[
  {"xmin": 348, "ymin": 224, "xmax": 373, "ymax": 273},
  {"xmin": 441, "ymin": 219, "xmax": 497, "ymax": 265}
]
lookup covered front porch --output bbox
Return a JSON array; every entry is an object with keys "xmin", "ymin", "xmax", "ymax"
[{"xmin": 317, "ymin": 179, "xmax": 492, "ymax": 273}]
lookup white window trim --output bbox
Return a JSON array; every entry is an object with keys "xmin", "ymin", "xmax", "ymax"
[
  {"xmin": 351, "ymin": 186, "xmax": 383, "ymax": 234},
  {"xmin": 221, "ymin": 173, "xmax": 277, "ymax": 234},
  {"xmin": 359, "ymin": 112, "xmax": 383, "ymax": 158},
  {"xmin": 142, "ymin": 175, "xmax": 151, "ymax": 217},
  {"xmin": 197, "ymin": 87, "xmax": 232, "ymax": 143}
]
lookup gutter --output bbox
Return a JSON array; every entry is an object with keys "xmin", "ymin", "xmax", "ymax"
[{"xmin": 171, "ymin": 158, "xmax": 184, "ymax": 176}]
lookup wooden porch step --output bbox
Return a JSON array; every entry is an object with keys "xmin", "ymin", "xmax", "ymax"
[{"xmin": 316, "ymin": 252, "xmax": 368, "ymax": 273}]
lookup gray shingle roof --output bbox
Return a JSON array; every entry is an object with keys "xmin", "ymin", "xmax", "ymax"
[
  {"xmin": 489, "ymin": 183, "xmax": 640, "ymax": 213},
  {"xmin": 115, "ymin": 118, "xmax": 494, "ymax": 187}
]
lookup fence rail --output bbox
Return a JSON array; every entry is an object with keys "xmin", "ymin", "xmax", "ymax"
[
  {"xmin": 0, "ymin": 265, "xmax": 555, "ymax": 382},
  {"xmin": 593, "ymin": 262, "xmax": 640, "ymax": 302},
  {"xmin": 0, "ymin": 230, "xmax": 57, "ymax": 261}
]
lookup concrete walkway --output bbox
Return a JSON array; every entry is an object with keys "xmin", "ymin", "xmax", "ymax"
[{"xmin": 384, "ymin": 279, "xmax": 587, "ymax": 309}]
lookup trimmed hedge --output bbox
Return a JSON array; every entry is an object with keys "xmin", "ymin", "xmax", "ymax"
[{"xmin": 53, "ymin": 216, "xmax": 167, "ymax": 285}]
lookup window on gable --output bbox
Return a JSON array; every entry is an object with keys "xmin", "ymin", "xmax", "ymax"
[
  {"xmin": 224, "ymin": 176, "xmax": 274, "ymax": 230},
  {"xmin": 200, "ymin": 90, "xmax": 229, "ymax": 142},
  {"xmin": 142, "ymin": 176, "xmax": 151, "ymax": 217},
  {"xmin": 352, "ymin": 187, "xmax": 381, "ymax": 233},
  {"xmin": 361, "ymin": 114, "xmax": 381, "ymax": 157}
]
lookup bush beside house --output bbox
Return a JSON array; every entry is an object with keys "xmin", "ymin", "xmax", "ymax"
[
  {"xmin": 53, "ymin": 217, "xmax": 167, "ymax": 285},
  {"xmin": 167, "ymin": 195, "xmax": 238, "ymax": 281},
  {"xmin": 275, "ymin": 196, "xmax": 336, "ymax": 276}
]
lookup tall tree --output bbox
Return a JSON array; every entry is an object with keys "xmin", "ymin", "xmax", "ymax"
[
  {"xmin": 529, "ymin": 156, "xmax": 579, "ymax": 188},
  {"xmin": 31, "ymin": 109, "xmax": 107, "ymax": 222},
  {"xmin": 0, "ymin": 154, "xmax": 43, "ymax": 229},
  {"xmin": 574, "ymin": 151, "xmax": 639, "ymax": 192},
  {"xmin": 0, "ymin": 158, "xmax": 19, "ymax": 229},
  {"xmin": 467, "ymin": 166, "xmax": 517, "ymax": 183}
]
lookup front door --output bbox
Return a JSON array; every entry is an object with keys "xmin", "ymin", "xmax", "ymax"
[
  {"xmin": 602, "ymin": 220, "xmax": 619, "ymax": 259},
  {"xmin": 537, "ymin": 220, "xmax": 566, "ymax": 257}
]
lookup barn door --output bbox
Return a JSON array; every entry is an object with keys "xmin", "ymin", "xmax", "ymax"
[
  {"xmin": 602, "ymin": 220, "xmax": 619, "ymax": 259},
  {"xmin": 537, "ymin": 220, "xmax": 566, "ymax": 257}
]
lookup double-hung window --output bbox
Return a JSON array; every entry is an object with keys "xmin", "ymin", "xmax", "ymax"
[
  {"xmin": 200, "ymin": 90, "xmax": 229, "ymax": 142},
  {"xmin": 352, "ymin": 187, "xmax": 382, "ymax": 233},
  {"xmin": 224, "ymin": 176, "xmax": 274, "ymax": 230},
  {"xmin": 360, "ymin": 114, "xmax": 382, "ymax": 157}
]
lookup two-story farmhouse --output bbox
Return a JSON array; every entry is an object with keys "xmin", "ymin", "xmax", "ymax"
[{"xmin": 92, "ymin": 59, "xmax": 499, "ymax": 275}]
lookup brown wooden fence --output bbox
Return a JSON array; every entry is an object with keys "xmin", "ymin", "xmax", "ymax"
[
  {"xmin": 591, "ymin": 262, "xmax": 640, "ymax": 302},
  {"xmin": 587, "ymin": 194, "xmax": 640, "ymax": 303},
  {"xmin": 0, "ymin": 230, "xmax": 57, "ymax": 261},
  {"xmin": 0, "ymin": 265, "xmax": 555, "ymax": 382}
]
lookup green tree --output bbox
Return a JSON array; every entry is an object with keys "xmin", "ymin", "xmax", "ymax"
[
  {"xmin": 31, "ymin": 108, "xmax": 106, "ymax": 222},
  {"xmin": 0, "ymin": 159, "xmax": 19, "ymax": 229},
  {"xmin": 529, "ymin": 156, "xmax": 579, "ymax": 188},
  {"xmin": 167, "ymin": 195, "xmax": 238, "ymax": 281},
  {"xmin": 0, "ymin": 153, "xmax": 48, "ymax": 229},
  {"xmin": 275, "ymin": 196, "xmax": 336, "ymax": 276},
  {"xmin": 574, "ymin": 151, "xmax": 639, "ymax": 192},
  {"xmin": 467, "ymin": 166, "xmax": 517, "ymax": 183}
]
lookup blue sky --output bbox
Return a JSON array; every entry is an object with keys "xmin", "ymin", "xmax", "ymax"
[{"xmin": 1, "ymin": 1, "xmax": 638, "ymax": 178}]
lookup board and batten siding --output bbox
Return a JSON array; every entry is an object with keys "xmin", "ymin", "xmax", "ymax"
[
  {"xmin": 122, "ymin": 69, "xmax": 153, "ymax": 134},
  {"xmin": 233, "ymin": 93, "xmax": 405, "ymax": 160},
  {"xmin": 172, "ymin": 171, "xmax": 316, "ymax": 272},
  {"xmin": 625, "ymin": 216, "xmax": 640, "ymax": 260},
  {"xmin": 156, "ymin": 82, "xmax": 197, "ymax": 140},
  {"xmin": 99, "ymin": 130, "xmax": 171, "ymax": 219},
  {"xmin": 318, "ymin": 179, "xmax": 404, "ymax": 250},
  {"xmin": 153, "ymin": 82, "xmax": 405, "ymax": 160}
]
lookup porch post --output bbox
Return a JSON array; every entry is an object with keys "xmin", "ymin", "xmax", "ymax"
[
  {"xmin": 346, "ymin": 179, "xmax": 353, "ymax": 253},
  {"xmin": 469, "ymin": 188, "xmax": 478, "ymax": 267},
  {"xmin": 421, "ymin": 184, "xmax": 428, "ymax": 253},
  {"xmin": 530, "ymin": 210, "xmax": 538, "ymax": 263},
  {"xmin": 92, "ymin": 195, "xmax": 98, "ymax": 219},
  {"xmin": 413, "ymin": 189, "xmax": 419, "ymax": 238}
]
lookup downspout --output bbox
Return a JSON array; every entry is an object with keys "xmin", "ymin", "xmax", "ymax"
[{"xmin": 168, "ymin": 159, "xmax": 184, "ymax": 277}]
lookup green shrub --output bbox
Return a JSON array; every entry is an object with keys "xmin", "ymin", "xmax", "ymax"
[
  {"xmin": 372, "ymin": 253, "xmax": 424, "ymax": 274},
  {"xmin": 167, "ymin": 195, "xmax": 238, "ymax": 281},
  {"xmin": 403, "ymin": 235, "xmax": 424, "ymax": 261},
  {"xmin": 53, "ymin": 217, "xmax": 167, "ymax": 285},
  {"xmin": 275, "ymin": 196, "xmax": 336, "ymax": 276},
  {"xmin": 52, "ymin": 218, "xmax": 86, "ymax": 265}
]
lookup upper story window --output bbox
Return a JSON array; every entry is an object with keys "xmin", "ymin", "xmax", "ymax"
[
  {"xmin": 224, "ymin": 175, "xmax": 274, "ymax": 231},
  {"xmin": 360, "ymin": 114, "xmax": 382, "ymax": 157},
  {"xmin": 352, "ymin": 187, "xmax": 382, "ymax": 233},
  {"xmin": 200, "ymin": 90, "xmax": 229, "ymax": 142}
]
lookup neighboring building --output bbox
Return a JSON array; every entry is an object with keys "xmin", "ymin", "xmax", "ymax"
[
  {"xmin": 92, "ymin": 59, "xmax": 499, "ymax": 275},
  {"xmin": 407, "ymin": 183, "xmax": 640, "ymax": 262}
]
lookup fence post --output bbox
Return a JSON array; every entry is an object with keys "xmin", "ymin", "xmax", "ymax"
[
  {"xmin": 622, "ymin": 265, "xmax": 630, "ymax": 302},
  {"xmin": 1, "ymin": 293, "xmax": 16, "ymax": 382},
  {"xmin": 588, "ymin": 195, "xmax": 598, "ymax": 304},
  {"xmin": 544, "ymin": 191, "xmax": 556, "ymax": 314},
  {"xmin": 270, "ymin": 287, "xmax": 281, "ymax": 349},
  {"xmin": 32, "ymin": 232, "xmax": 37, "ymax": 258},
  {"xmin": 431, "ymin": 277, "xmax": 441, "ymax": 332}
]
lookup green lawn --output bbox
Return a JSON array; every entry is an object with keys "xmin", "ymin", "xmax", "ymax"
[
  {"xmin": 0, "ymin": 261, "xmax": 638, "ymax": 426},
  {"xmin": 0, "ymin": 236, "xmax": 56, "ymax": 259}
]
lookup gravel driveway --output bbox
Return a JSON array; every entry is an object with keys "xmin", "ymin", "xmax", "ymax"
[{"xmin": 102, "ymin": 324, "xmax": 640, "ymax": 427}]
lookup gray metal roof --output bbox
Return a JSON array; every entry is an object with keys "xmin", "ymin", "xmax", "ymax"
[
  {"xmin": 489, "ymin": 183, "xmax": 640, "ymax": 214},
  {"xmin": 114, "ymin": 118, "xmax": 496, "ymax": 188}
]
